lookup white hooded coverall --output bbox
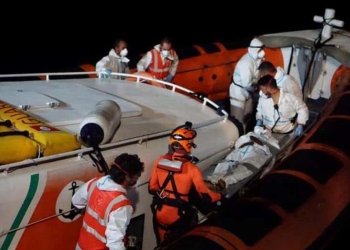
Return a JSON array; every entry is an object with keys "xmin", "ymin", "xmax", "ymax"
[
  {"xmin": 230, "ymin": 38, "xmax": 265, "ymax": 131},
  {"xmin": 72, "ymin": 176, "xmax": 133, "ymax": 250},
  {"xmin": 275, "ymin": 66, "xmax": 303, "ymax": 99},
  {"xmin": 256, "ymin": 89, "xmax": 309, "ymax": 134},
  {"xmin": 96, "ymin": 49, "xmax": 130, "ymax": 79}
]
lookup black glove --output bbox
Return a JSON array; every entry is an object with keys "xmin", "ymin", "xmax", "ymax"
[
  {"xmin": 191, "ymin": 91, "xmax": 208, "ymax": 100},
  {"xmin": 244, "ymin": 83, "xmax": 258, "ymax": 96}
]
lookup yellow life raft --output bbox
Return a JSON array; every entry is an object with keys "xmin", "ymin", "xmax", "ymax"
[
  {"xmin": 0, "ymin": 100, "xmax": 81, "ymax": 158},
  {"xmin": 0, "ymin": 120, "xmax": 39, "ymax": 164}
]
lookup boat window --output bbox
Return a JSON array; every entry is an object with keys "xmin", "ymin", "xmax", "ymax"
[
  {"xmin": 196, "ymin": 43, "xmax": 221, "ymax": 54},
  {"xmin": 247, "ymin": 174, "xmax": 316, "ymax": 213},
  {"xmin": 306, "ymin": 118, "xmax": 350, "ymax": 156},
  {"xmin": 210, "ymin": 200, "xmax": 282, "ymax": 246},
  {"xmin": 330, "ymin": 93, "xmax": 350, "ymax": 116},
  {"xmin": 176, "ymin": 46, "xmax": 201, "ymax": 59},
  {"xmin": 276, "ymin": 149, "xmax": 342, "ymax": 184}
]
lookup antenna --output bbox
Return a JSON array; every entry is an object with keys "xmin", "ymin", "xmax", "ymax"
[{"xmin": 313, "ymin": 8, "xmax": 344, "ymax": 41}]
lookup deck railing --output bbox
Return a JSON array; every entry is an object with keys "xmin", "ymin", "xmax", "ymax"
[
  {"xmin": 0, "ymin": 71, "xmax": 231, "ymax": 172},
  {"xmin": 0, "ymin": 71, "xmax": 229, "ymax": 117}
]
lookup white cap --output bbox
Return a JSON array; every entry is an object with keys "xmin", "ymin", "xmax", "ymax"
[{"xmin": 249, "ymin": 38, "xmax": 264, "ymax": 48}]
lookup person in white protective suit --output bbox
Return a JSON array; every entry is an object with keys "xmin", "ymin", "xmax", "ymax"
[
  {"xmin": 96, "ymin": 39, "xmax": 130, "ymax": 79},
  {"xmin": 256, "ymin": 74, "xmax": 309, "ymax": 137},
  {"xmin": 230, "ymin": 38, "xmax": 265, "ymax": 133},
  {"xmin": 206, "ymin": 132, "xmax": 272, "ymax": 190},
  {"xmin": 258, "ymin": 61, "xmax": 303, "ymax": 99}
]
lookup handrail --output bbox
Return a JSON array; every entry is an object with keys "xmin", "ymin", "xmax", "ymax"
[
  {"xmin": 0, "ymin": 71, "xmax": 230, "ymax": 172},
  {"xmin": 0, "ymin": 71, "xmax": 229, "ymax": 118}
]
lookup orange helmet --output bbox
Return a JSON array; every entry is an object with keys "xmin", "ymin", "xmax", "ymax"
[{"xmin": 170, "ymin": 122, "xmax": 197, "ymax": 154}]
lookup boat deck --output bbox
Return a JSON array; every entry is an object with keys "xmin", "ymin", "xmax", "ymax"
[{"xmin": 0, "ymin": 77, "xmax": 222, "ymax": 142}]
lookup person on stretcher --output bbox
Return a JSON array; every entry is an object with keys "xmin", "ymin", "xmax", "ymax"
[{"xmin": 205, "ymin": 132, "xmax": 272, "ymax": 192}]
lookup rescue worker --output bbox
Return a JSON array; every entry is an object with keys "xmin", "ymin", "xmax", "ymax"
[
  {"xmin": 96, "ymin": 39, "xmax": 130, "ymax": 79},
  {"xmin": 258, "ymin": 61, "xmax": 303, "ymax": 99},
  {"xmin": 72, "ymin": 153, "xmax": 144, "ymax": 250},
  {"xmin": 137, "ymin": 37, "xmax": 179, "ymax": 82},
  {"xmin": 256, "ymin": 75, "xmax": 309, "ymax": 136},
  {"xmin": 230, "ymin": 38, "xmax": 265, "ymax": 133},
  {"xmin": 148, "ymin": 121, "xmax": 223, "ymax": 244}
]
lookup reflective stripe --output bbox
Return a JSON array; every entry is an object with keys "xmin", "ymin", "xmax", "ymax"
[
  {"xmin": 75, "ymin": 243, "xmax": 82, "ymax": 250},
  {"xmin": 87, "ymin": 179, "xmax": 97, "ymax": 199},
  {"xmin": 82, "ymin": 178, "xmax": 129, "ymax": 246},
  {"xmin": 82, "ymin": 220, "xmax": 107, "ymax": 243},
  {"xmin": 86, "ymin": 206, "xmax": 107, "ymax": 226},
  {"xmin": 149, "ymin": 50, "xmax": 169, "ymax": 73},
  {"xmin": 149, "ymin": 49, "xmax": 173, "ymax": 73},
  {"xmin": 85, "ymin": 194, "xmax": 127, "ymax": 227},
  {"xmin": 104, "ymin": 195, "xmax": 128, "ymax": 224}
]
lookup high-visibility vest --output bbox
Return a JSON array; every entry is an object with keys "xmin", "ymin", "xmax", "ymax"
[
  {"xmin": 147, "ymin": 49, "xmax": 175, "ymax": 79},
  {"xmin": 77, "ymin": 177, "xmax": 133, "ymax": 250}
]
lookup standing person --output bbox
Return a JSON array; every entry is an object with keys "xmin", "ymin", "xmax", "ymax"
[
  {"xmin": 256, "ymin": 75, "xmax": 309, "ymax": 136},
  {"xmin": 137, "ymin": 37, "xmax": 179, "ymax": 82},
  {"xmin": 229, "ymin": 38, "xmax": 265, "ymax": 133},
  {"xmin": 148, "ymin": 121, "xmax": 223, "ymax": 244},
  {"xmin": 72, "ymin": 153, "xmax": 144, "ymax": 250},
  {"xmin": 96, "ymin": 39, "xmax": 130, "ymax": 79},
  {"xmin": 258, "ymin": 61, "xmax": 303, "ymax": 99}
]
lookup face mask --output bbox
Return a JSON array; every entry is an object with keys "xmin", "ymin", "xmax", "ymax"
[
  {"xmin": 120, "ymin": 48, "xmax": 128, "ymax": 57},
  {"xmin": 127, "ymin": 174, "xmax": 141, "ymax": 189},
  {"xmin": 258, "ymin": 50, "xmax": 265, "ymax": 59},
  {"xmin": 263, "ymin": 92, "xmax": 272, "ymax": 98},
  {"xmin": 161, "ymin": 50, "xmax": 169, "ymax": 57},
  {"xmin": 128, "ymin": 178, "xmax": 140, "ymax": 189}
]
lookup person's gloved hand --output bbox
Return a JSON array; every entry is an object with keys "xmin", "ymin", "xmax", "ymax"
[
  {"xmin": 245, "ymin": 84, "xmax": 257, "ymax": 96},
  {"xmin": 105, "ymin": 69, "xmax": 112, "ymax": 74},
  {"xmin": 165, "ymin": 74, "xmax": 173, "ymax": 82},
  {"xmin": 256, "ymin": 119, "xmax": 263, "ymax": 127},
  {"xmin": 295, "ymin": 124, "xmax": 304, "ymax": 136}
]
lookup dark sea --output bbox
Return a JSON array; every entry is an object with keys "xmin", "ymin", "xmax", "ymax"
[{"xmin": 1, "ymin": 2, "xmax": 348, "ymax": 249}]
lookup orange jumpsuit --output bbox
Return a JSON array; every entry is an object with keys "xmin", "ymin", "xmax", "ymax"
[{"xmin": 149, "ymin": 153, "xmax": 222, "ymax": 243}]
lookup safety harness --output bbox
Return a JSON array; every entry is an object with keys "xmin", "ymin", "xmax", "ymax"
[{"xmin": 151, "ymin": 158, "xmax": 197, "ymax": 233}]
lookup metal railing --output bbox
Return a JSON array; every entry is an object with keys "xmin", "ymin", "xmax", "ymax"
[
  {"xmin": 0, "ymin": 71, "xmax": 228, "ymax": 117},
  {"xmin": 0, "ymin": 71, "xmax": 230, "ymax": 172}
]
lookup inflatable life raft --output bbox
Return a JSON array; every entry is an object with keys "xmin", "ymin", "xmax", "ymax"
[{"xmin": 0, "ymin": 100, "xmax": 81, "ymax": 164}]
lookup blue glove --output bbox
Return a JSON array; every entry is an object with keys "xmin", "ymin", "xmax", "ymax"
[
  {"xmin": 165, "ymin": 74, "xmax": 173, "ymax": 82},
  {"xmin": 256, "ymin": 119, "xmax": 263, "ymax": 126},
  {"xmin": 105, "ymin": 69, "xmax": 112, "ymax": 74},
  {"xmin": 295, "ymin": 124, "xmax": 304, "ymax": 136}
]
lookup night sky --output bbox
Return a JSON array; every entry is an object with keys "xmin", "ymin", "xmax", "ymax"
[{"xmin": 0, "ymin": 2, "xmax": 347, "ymax": 74}]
